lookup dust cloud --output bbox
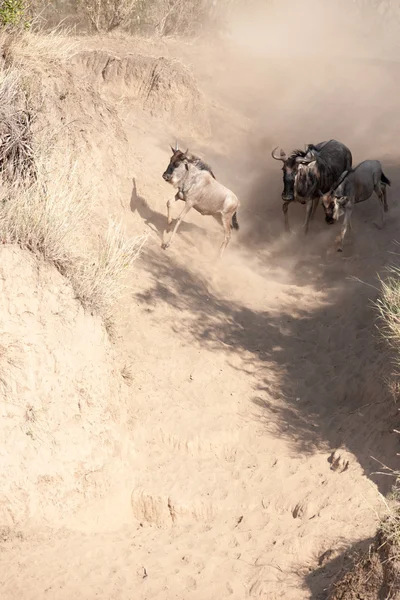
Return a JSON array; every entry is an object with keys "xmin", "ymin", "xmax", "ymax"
[{"xmin": 186, "ymin": 0, "xmax": 400, "ymax": 247}]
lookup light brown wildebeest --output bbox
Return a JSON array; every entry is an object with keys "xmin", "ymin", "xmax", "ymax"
[{"xmin": 162, "ymin": 145, "xmax": 239, "ymax": 257}]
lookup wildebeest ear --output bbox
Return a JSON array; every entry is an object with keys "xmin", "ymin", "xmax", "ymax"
[
  {"xmin": 170, "ymin": 145, "xmax": 176, "ymax": 154},
  {"xmin": 303, "ymin": 151, "xmax": 317, "ymax": 164}
]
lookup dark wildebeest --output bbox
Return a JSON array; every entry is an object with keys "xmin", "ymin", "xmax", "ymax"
[
  {"xmin": 271, "ymin": 139, "xmax": 353, "ymax": 233},
  {"xmin": 321, "ymin": 160, "xmax": 390, "ymax": 252},
  {"xmin": 162, "ymin": 145, "xmax": 239, "ymax": 257}
]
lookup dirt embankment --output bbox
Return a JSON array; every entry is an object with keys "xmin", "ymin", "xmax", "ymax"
[
  {"xmin": 0, "ymin": 19, "xmax": 400, "ymax": 600},
  {"xmin": 0, "ymin": 247, "xmax": 134, "ymax": 527}
]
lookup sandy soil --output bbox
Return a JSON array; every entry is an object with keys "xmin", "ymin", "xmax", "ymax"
[{"xmin": 1, "ymin": 14, "xmax": 400, "ymax": 599}]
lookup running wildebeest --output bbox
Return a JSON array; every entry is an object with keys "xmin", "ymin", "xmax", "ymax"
[
  {"xmin": 271, "ymin": 139, "xmax": 353, "ymax": 233},
  {"xmin": 320, "ymin": 160, "xmax": 390, "ymax": 252},
  {"xmin": 162, "ymin": 145, "xmax": 240, "ymax": 257}
]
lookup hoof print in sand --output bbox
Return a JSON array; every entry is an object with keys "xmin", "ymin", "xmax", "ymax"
[{"xmin": 328, "ymin": 450, "xmax": 350, "ymax": 473}]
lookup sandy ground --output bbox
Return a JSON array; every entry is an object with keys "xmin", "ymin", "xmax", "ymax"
[{"xmin": 1, "ymin": 26, "xmax": 400, "ymax": 599}]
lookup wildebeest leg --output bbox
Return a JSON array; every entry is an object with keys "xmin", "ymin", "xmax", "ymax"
[
  {"xmin": 310, "ymin": 196, "xmax": 319, "ymax": 220},
  {"xmin": 373, "ymin": 185, "xmax": 385, "ymax": 229},
  {"xmin": 219, "ymin": 213, "xmax": 232, "ymax": 258},
  {"xmin": 282, "ymin": 202, "xmax": 290, "ymax": 232},
  {"xmin": 335, "ymin": 207, "xmax": 352, "ymax": 252},
  {"xmin": 162, "ymin": 204, "xmax": 191, "ymax": 250},
  {"xmin": 383, "ymin": 185, "xmax": 389, "ymax": 212},
  {"xmin": 166, "ymin": 193, "xmax": 181, "ymax": 232},
  {"xmin": 303, "ymin": 199, "xmax": 313, "ymax": 234}
]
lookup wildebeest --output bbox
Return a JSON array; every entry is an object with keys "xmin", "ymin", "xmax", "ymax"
[
  {"xmin": 162, "ymin": 145, "xmax": 239, "ymax": 257},
  {"xmin": 321, "ymin": 160, "xmax": 390, "ymax": 252},
  {"xmin": 272, "ymin": 139, "xmax": 353, "ymax": 233}
]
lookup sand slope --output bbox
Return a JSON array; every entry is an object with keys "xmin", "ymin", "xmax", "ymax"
[{"xmin": 1, "ymin": 34, "xmax": 400, "ymax": 599}]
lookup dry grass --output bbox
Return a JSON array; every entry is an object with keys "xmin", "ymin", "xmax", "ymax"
[
  {"xmin": 121, "ymin": 363, "xmax": 133, "ymax": 385},
  {"xmin": 373, "ymin": 267, "xmax": 400, "ymax": 590},
  {"xmin": 0, "ymin": 156, "xmax": 87, "ymax": 267},
  {"xmin": 0, "ymin": 26, "xmax": 78, "ymax": 71},
  {"xmin": 0, "ymin": 155, "xmax": 147, "ymax": 332},
  {"xmin": 70, "ymin": 221, "xmax": 147, "ymax": 332},
  {"xmin": 381, "ymin": 479, "xmax": 400, "ymax": 560},
  {"xmin": 0, "ymin": 27, "xmax": 146, "ymax": 334},
  {"xmin": 0, "ymin": 68, "xmax": 36, "ymax": 183},
  {"xmin": 376, "ymin": 266, "xmax": 400, "ymax": 361}
]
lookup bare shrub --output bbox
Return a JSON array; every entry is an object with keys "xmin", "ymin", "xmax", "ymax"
[
  {"xmin": 77, "ymin": 0, "xmax": 139, "ymax": 32},
  {"xmin": 0, "ymin": 69, "xmax": 37, "ymax": 185},
  {"xmin": 25, "ymin": 0, "xmax": 238, "ymax": 36},
  {"xmin": 138, "ymin": 0, "xmax": 232, "ymax": 37}
]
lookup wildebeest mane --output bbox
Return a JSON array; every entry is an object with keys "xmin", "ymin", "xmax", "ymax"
[
  {"xmin": 296, "ymin": 150, "xmax": 339, "ymax": 198},
  {"xmin": 287, "ymin": 144, "xmax": 320, "ymax": 162},
  {"xmin": 286, "ymin": 148, "xmax": 308, "ymax": 167},
  {"xmin": 187, "ymin": 152, "xmax": 216, "ymax": 179}
]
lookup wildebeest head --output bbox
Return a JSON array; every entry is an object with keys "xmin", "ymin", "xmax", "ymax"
[
  {"xmin": 272, "ymin": 146, "xmax": 318, "ymax": 203},
  {"xmin": 162, "ymin": 142, "xmax": 190, "ymax": 187},
  {"xmin": 321, "ymin": 170, "xmax": 349, "ymax": 224},
  {"xmin": 321, "ymin": 191, "xmax": 336, "ymax": 224},
  {"xmin": 163, "ymin": 141, "xmax": 216, "ymax": 187}
]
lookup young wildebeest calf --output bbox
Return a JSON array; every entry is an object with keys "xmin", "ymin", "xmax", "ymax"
[
  {"xmin": 321, "ymin": 160, "xmax": 390, "ymax": 252},
  {"xmin": 162, "ymin": 147, "xmax": 240, "ymax": 257}
]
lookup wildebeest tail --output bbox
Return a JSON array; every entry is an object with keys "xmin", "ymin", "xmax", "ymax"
[
  {"xmin": 381, "ymin": 172, "xmax": 391, "ymax": 186},
  {"xmin": 232, "ymin": 211, "xmax": 239, "ymax": 230}
]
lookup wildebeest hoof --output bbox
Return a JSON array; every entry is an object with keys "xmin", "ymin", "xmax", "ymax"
[
  {"xmin": 161, "ymin": 242, "xmax": 170, "ymax": 250},
  {"xmin": 337, "ymin": 247, "xmax": 343, "ymax": 253}
]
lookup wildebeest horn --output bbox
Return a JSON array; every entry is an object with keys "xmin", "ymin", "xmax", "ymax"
[
  {"xmin": 271, "ymin": 146, "xmax": 287, "ymax": 161},
  {"xmin": 175, "ymin": 140, "xmax": 179, "ymax": 151}
]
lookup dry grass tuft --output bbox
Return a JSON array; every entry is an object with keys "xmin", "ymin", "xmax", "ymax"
[
  {"xmin": 0, "ymin": 68, "xmax": 36, "ymax": 184},
  {"xmin": 70, "ymin": 221, "xmax": 147, "ymax": 332},
  {"xmin": 0, "ymin": 26, "xmax": 78, "ymax": 71},
  {"xmin": 0, "ymin": 154, "xmax": 147, "ymax": 332},
  {"xmin": 0, "ymin": 157, "xmax": 87, "ymax": 268},
  {"xmin": 381, "ymin": 479, "xmax": 400, "ymax": 561},
  {"xmin": 376, "ymin": 266, "xmax": 400, "ymax": 363},
  {"xmin": 121, "ymin": 363, "xmax": 133, "ymax": 385},
  {"xmin": 369, "ymin": 267, "xmax": 400, "ymax": 596}
]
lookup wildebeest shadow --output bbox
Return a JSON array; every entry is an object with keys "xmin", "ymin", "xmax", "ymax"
[{"xmin": 129, "ymin": 176, "xmax": 206, "ymax": 241}]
